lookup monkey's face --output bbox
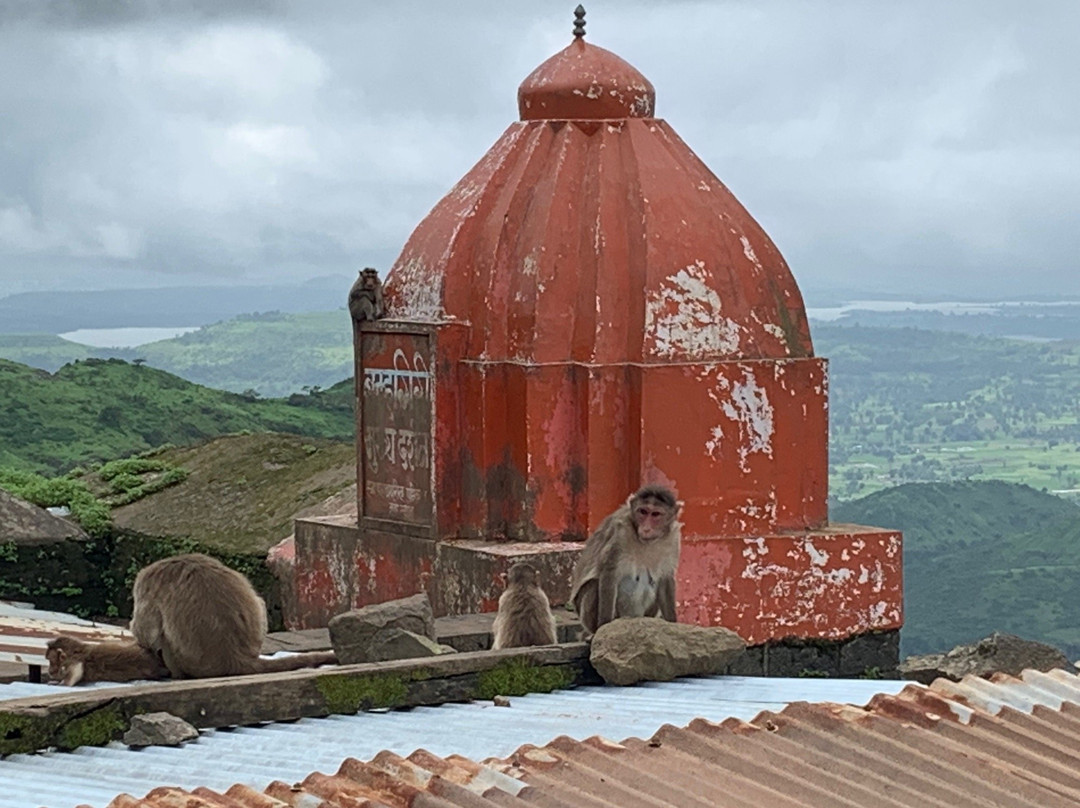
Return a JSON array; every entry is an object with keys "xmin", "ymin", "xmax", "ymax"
[
  {"xmin": 633, "ymin": 499, "xmax": 674, "ymax": 540},
  {"xmin": 45, "ymin": 647, "xmax": 64, "ymax": 680}
]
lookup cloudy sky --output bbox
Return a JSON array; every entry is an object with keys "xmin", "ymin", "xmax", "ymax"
[{"xmin": 1, "ymin": 0, "xmax": 1077, "ymax": 300}]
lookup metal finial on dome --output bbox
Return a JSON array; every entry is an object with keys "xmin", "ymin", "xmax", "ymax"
[{"xmin": 573, "ymin": 5, "xmax": 586, "ymax": 38}]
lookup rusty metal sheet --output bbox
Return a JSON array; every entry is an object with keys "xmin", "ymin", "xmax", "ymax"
[{"xmin": 25, "ymin": 667, "xmax": 1076, "ymax": 808}]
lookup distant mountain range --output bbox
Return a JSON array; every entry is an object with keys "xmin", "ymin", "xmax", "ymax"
[{"xmin": 0, "ymin": 278, "xmax": 353, "ymax": 334}]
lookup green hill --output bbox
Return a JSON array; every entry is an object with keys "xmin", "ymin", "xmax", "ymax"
[
  {"xmin": 129, "ymin": 310, "xmax": 352, "ymax": 397},
  {"xmin": 0, "ymin": 357, "xmax": 354, "ymax": 473},
  {"xmin": 0, "ymin": 310, "xmax": 353, "ymax": 398},
  {"xmin": 834, "ymin": 480, "xmax": 1080, "ymax": 658}
]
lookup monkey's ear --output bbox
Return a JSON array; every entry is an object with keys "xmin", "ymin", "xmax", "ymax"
[{"xmin": 675, "ymin": 500, "xmax": 685, "ymax": 516}]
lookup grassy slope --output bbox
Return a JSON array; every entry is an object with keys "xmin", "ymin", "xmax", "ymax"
[
  {"xmin": 0, "ymin": 357, "xmax": 353, "ymax": 474},
  {"xmin": 108, "ymin": 433, "xmax": 355, "ymax": 555},
  {"xmin": 833, "ymin": 480, "xmax": 1080, "ymax": 658}
]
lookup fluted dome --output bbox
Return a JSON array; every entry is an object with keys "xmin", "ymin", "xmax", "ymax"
[
  {"xmin": 518, "ymin": 37, "xmax": 655, "ymax": 120},
  {"xmin": 385, "ymin": 36, "xmax": 812, "ymax": 365}
]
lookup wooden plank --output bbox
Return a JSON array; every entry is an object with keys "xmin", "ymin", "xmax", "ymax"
[{"xmin": 0, "ymin": 643, "xmax": 598, "ymax": 756}]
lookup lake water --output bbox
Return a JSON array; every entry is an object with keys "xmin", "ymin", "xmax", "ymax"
[{"xmin": 58, "ymin": 326, "xmax": 201, "ymax": 348}]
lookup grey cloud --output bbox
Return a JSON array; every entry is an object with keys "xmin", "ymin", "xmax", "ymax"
[{"xmin": 1, "ymin": 0, "xmax": 1077, "ymax": 298}]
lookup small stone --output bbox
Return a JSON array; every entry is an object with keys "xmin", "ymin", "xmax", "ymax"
[
  {"xmin": 590, "ymin": 618, "xmax": 746, "ymax": 686},
  {"xmin": 493, "ymin": 695, "xmax": 511, "ymax": 707},
  {"xmin": 123, "ymin": 712, "xmax": 199, "ymax": 748},
  {"xmin": 900, "ymin": 632, "xmax": 1073, "ymax": 684}
]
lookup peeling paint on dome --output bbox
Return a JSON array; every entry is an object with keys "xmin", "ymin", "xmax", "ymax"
[
  {"xmin": 389, "ymin": 256, "xmax": 444, "ymax": 321},
  {"xmin": 645, "ymin": 260, "xmax": 741, "ymax": 359}
]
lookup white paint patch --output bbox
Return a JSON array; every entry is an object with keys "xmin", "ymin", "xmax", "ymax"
[
  {"xmin": 719, "ymin": 370, "xmax": 775, "ymax": 471},
  {"xmin": 645, "ymin": 260, "xmax": 741, "ymax": 359},
  {"xmin": 764, "ymin": 323, "xmax": 785, "ymax": 340},
  {"xmin": 705, "ymin": 424, "xmax": 724, "ymax": 460},
  {"xmin": 739, "ymin": 235, "xmax": 761, "ymax": 267},
  {"xmin": 804, "ymin": 540, "xmax": 829, "ymax": 567}
]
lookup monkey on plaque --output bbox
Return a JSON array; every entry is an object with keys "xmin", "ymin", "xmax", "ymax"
[
  {"xmin": 570, "ymin": 485, "xmax": 683, "ymax": 637},
  {"xmin": 348, "ymin": 267, "xmax": 386, "ymax": 322}
]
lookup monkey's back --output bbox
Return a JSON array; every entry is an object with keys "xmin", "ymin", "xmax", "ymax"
[
  {"xmin": 132, "ymin": 553, "xmax": 267, "ymax": 677},
  {"xmin": 492, "ymin": 586, "xmax": 557, "ymax": 649}
]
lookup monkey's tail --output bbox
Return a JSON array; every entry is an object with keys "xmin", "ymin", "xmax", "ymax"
[{"xmin": 254, "ymin": 650, "xmax": 337, "ymax": 673}]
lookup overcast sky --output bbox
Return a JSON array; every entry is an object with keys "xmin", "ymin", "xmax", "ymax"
[{"xmin": 1, "ymin": 0, "xmax": 1077, "ymax": 300}]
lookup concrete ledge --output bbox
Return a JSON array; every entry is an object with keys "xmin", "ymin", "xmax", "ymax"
[{"xmin": 289, "ymin": 516, "xmax": 582, "ymax": 627}]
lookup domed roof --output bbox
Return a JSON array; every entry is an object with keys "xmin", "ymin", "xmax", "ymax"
[
  {"xmin": 518, "ymin": 37, "xmax": 655, "ymax": 121},
  {"xmin": 385, "ymin": 27, "xmax": 813, "ymax": 365}
]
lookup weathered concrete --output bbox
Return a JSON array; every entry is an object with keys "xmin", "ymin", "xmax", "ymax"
[{"xmin": 289, "ymin": 515, "xmax": 582, "ymax": 626}]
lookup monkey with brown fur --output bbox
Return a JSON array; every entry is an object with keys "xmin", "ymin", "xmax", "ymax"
[
  {"xmin": 46, "ymin": 636, "xmax": 170, "ymax": 687},
  {"xmin": 570, "ymin": 485, "xmax": 682, "ymax": 636},
  {"xmin": 130, "ymin": 553, "xmax": 336, "ymax": 679},
  {"xmin": 348, "ymin": 267, "xmax": 385, "ymax": 322},
  {"xmin": 491, "ymin": 562, "xmax": 558, "ymax": 650}
]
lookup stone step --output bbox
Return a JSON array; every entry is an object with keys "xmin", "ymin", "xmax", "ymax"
[{"xmin": 263, "ymin": 609, "xmax": 584, "ymax": 655}]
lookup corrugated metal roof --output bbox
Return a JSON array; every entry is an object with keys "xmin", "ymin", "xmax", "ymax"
[
  {"xmin": 0, "ymin": 675, "xmax": 907, "ymax": 808},
  {"xmin": 17, "ymin": 667, "xmax": 1080, "ymax": 808}
]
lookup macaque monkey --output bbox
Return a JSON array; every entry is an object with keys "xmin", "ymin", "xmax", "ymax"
[
  {"xmin": 348, "ymin": 267, "xmax": 385, "ymax": 322},
  {"xmin": 130, "ymin": 553, "xmax": 336, "ymax": 679},
  {"xmin": 491, "ymin": 562, "xmax": 558, "ymax": 650},
  {"xmin": 46, "ymin": 636, "xmax": 170, "ymax": 687},
  {"xmin": 570, "ymin": 485, "xmax": 682, "ymax": 636}
]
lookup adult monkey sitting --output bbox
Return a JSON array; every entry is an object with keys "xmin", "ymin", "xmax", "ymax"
[{"xmin": 570, "ymin": 485, "xmax": 682, "ymax": 636}]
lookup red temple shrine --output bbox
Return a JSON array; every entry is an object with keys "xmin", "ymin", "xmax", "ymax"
[{"xmin": 276, "ymin": 13, "xmax": 903, "ymax": 661}]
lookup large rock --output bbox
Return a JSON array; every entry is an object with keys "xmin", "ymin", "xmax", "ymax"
[
  {"xmin": 590, "ymin": 618, "xmax": 746, "ymax": 686},
  {"xmin": 900, "ymin": 632, "xmax": 1074, "ymax": 685},
  {"xmin": 123, "ymin": 712, "xmax": 199, "ymax": 748},
  {"xmin": 328, "ymin": 594, "xmax": 437, "ymax": 664}
]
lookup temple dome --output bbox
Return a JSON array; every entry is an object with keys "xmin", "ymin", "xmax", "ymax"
[
  {"xmin": 385, "ymin": 33, "xmax": 813, "ymax": 365},
  {"xmin": 518, "ymin": 37, "xmax": 655, "ymax": 120}
]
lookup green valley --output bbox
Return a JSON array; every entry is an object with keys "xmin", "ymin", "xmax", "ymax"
[{"xmin": 835, "ymin": 481, "xmax": 1080, "ymax": 658}]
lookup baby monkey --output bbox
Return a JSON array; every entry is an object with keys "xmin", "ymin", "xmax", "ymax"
[
  {"xmin": 491, "ymin": 562, "xmax": 558, "ymax": 649},
  {"xmin": 46, "ymin": 636, "xmax": 170, "ymax": 687},
  {"xmin": 570, "ymin": 485, "xmax": 682, "ymax": 636}
]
